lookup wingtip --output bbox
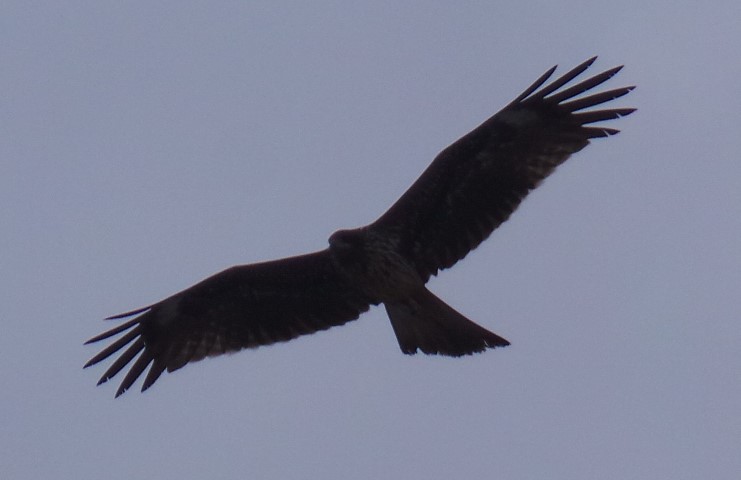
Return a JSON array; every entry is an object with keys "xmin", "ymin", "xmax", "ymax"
[
  {"xmin": 603, "ymin": 64, "xmax": 625, "ymax": 80},
  {"xmin": 566, "ymin": 56, "xmax": 599, "ymax": 72},
  {"xmin": 575, "ymin": 56, "xmax": 599, "ymax": 72},
  {"xmin": 105, "ymin": 306, "xmax": 150, "ymax": 320}
]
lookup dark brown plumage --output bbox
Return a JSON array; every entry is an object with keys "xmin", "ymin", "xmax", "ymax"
[{"xmin": 85, "ymin": 57, "xmax": 634, "ymax": 396}]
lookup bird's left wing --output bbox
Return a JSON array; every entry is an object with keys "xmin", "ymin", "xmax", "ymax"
[
  {"xmin": 372, "ymin": 57, "xmax": 635, "ymax": 281},
  {"xmin": 84, "ymin": 250, "xmax": 374, "ymax": 396}
]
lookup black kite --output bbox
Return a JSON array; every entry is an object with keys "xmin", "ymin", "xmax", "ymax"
[{"xmin": 85, "ymin": 57, "xmax": 634, "ymax": 396}]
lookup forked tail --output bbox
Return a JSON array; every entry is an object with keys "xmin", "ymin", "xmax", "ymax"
[{"xmin": 385, "ymin": 288, "xmax": 509, "ymax": 356}]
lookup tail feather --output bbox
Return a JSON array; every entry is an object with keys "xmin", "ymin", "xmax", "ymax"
[{"xmin": 385, "ymin": 288, "xmax": 509, "ymax": 356}]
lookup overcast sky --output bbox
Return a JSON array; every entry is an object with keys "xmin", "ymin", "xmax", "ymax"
[{"xmin": 2, "ymin": 1, "xmax": 740, "ymax": 479}]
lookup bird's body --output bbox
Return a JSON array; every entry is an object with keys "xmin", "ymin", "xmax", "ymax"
[
  {"xmin": 329, "ymin": 227, "xmax": 421, "ymax": 301},
  {"xmin": 85, "ymin": 57, "xmax": 635, "ymax": 396}
]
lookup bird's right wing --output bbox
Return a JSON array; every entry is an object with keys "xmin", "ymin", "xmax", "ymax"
[{"xmin": 84, "ymin": 250, "xmax": 374, "ymax": 396}]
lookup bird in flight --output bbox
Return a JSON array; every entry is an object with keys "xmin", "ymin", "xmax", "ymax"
[{"xmin": 85, "ymin": 57, "xmax": 634, "ymax": 397}]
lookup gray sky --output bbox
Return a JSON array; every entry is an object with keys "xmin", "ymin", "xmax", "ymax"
[{"xmin": 2, "ymin": 1, "xmax": 740, "ymax": 479}]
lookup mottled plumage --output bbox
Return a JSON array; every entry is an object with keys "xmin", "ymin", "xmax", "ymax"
[{"xmin": 85, "ymin": 57, "xmax": 634, "ymax": 396}]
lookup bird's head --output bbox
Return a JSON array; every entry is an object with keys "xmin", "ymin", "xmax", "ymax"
[{"xmin": 328, "ymin": 228, "xmax": 365, "ymax": 252}]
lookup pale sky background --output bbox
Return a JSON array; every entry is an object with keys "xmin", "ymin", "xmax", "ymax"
[{"xmin": 2, "ymin": 2, "xmax": 740, "ymax": 479}]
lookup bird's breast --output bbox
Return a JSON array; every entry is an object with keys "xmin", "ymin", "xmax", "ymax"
[{"xmin": 330, "ymin": 230, "xmax": 424, "ymax": 301}]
